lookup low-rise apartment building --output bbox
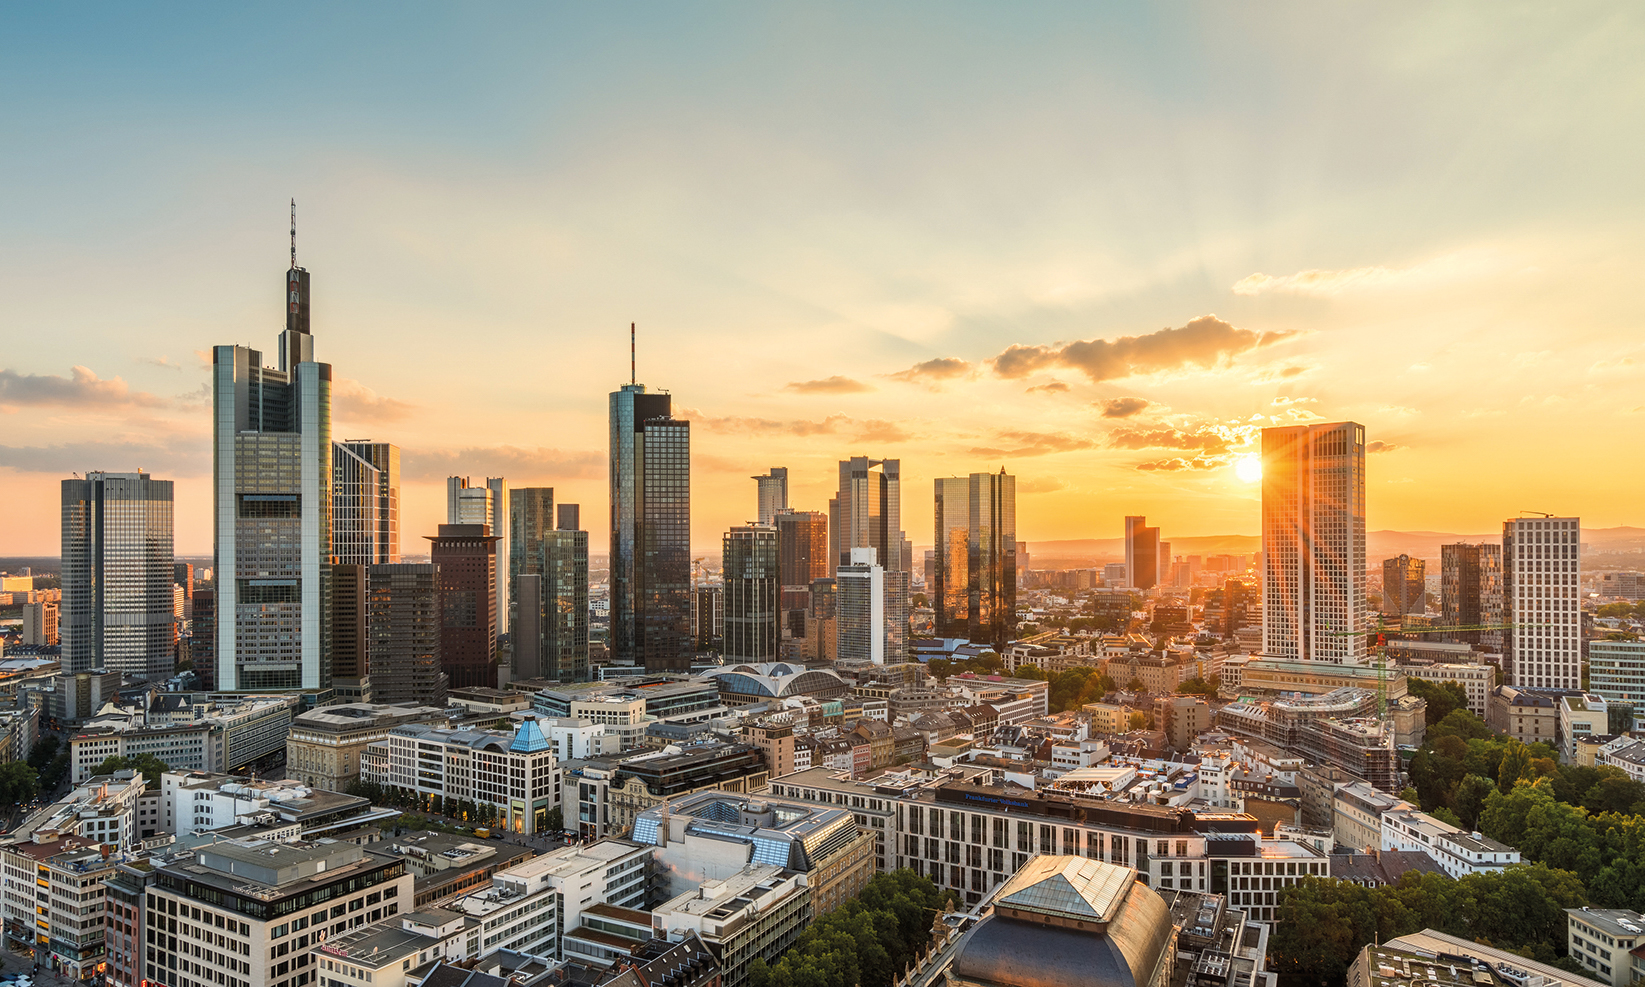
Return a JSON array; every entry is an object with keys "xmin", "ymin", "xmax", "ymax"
[
  {"xmin": 651, "ymin": 865, "xmax": 810, "ymax": 987},
  {"xmin": 1566, "ymin": 907, "xmax": 1645, "ymax": 987},
  {"xmin": 1380, "ymin": 805, "xmax": 1521, "ymax": 878}
]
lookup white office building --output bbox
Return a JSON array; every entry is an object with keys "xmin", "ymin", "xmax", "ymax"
[
  {"xmin": 367, "ymin": 715, "xmax": 560, "ymax": 834},
  {"xmin": 1503, "ymin": 516, "xmax": 1582, "ymax": 690},
  {"xmin": 836, "ymin": 547, "xmax": 885, "ymax": 665},
  {"xmin": 1588, "ymin": 639, "xmax": 1645, "ymax": 723}
]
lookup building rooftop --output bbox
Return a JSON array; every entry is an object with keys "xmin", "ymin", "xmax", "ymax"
[
  {"xmin": 1363, "ymin": 930, "xmax": 1607, "ymax": 987},
  {"xmin": 1566, "ymin": 908, "xmax": 1645, "ymax": 939},
  {"xmin": 993, "ymin": 856, "xmax": 1134, "ymax": 927}
]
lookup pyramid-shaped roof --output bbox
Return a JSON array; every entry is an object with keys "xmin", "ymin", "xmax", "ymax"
[
  {"xmin": 994, "ymin": 855, "xmax": 1134, "ymax": 926},
  {"xmin": 509, "ymin": 716, "xmax": 551, "ymax": 753}
]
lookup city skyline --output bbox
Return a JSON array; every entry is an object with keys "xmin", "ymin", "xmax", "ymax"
[{"xmin": 2, "ymin": 7, "xmax": 1642, "ymax": 555}]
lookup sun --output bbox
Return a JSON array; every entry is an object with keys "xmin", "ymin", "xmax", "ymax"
[{"xmin": 1235, "ymin": 455, "xmax": 1263, "ymax": 483}]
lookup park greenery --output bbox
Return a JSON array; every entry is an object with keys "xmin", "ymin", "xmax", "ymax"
[
  {"xmin": 748, "ymin": 869, "xmax": 957, "ymax": 987},
  {"xmin": 93, "ymin": 753, "xmax": 171, "ymax": 789}
]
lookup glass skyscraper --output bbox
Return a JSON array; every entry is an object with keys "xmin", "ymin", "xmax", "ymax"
[
  {"xmin": 933, "ymin": 471, "xmax": 1017, "ymax": 648},
  {"xmin": 609, "ymin": 383, "xmax": 692, "ymax": 672},
  {"xmin": 332, "ymin": 440, "xmax": 400, "ymax": 565},
  {"xmin": 723, "ymin": 525, "xmax": 780, "ymax": 660},
  {"xmin": 829, "ymin": 457, "xmax": 908, "ymax": 661},
  {"xmin": 61, "ymin": 471, "xmax": 176, "ymax": 680}
]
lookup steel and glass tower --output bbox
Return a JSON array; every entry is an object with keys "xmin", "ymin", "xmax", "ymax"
[
  {"xmin": 934, "ymin": 470, "xmax": 1018, "ymax": 648},
  {"xmin": 753, "ymin": 467, "xmax": 788, "ymax": 526},
  {"xmin": 723, "ymin": 525, "xmax": 780, "ymax": 660},
  {"xmin": 828, "ymin": 457, "xmax": 909, "ymax": 661},
  {"xmin": 332, "ymin": 441, "xmax": 399, "ymax": 565},
  {"xmin": 61, "ymin": 471, "xmax": 176, "ymax": 680},
  {"xmin": 610, "ymin": 383, "xmax": 692, "ymax": 672}
]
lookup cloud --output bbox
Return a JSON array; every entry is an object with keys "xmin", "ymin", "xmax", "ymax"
[
  {"xmin": 1233, "ymin": 266, "xmax": 1405, "ymax": 296},
  {"xmin": 1027, "ymin": 381, "xmax": 1070, "ymax": 395},
  {"xmin": 175, "ymin": 383, "xmax": 211, "ymax": 410},
  {"xmin": 404, "ymin": 446, "xmax": 603, "ymax": 481},
  {"xmin": 334, "ymin": 378, "xmax": 417, "ymax": 423},
  {"xmin": 1269, "ymin": 395, "xmax": 1316, "ymax": 407},
  {"xmin": 1135, "ymin": 457, "xmax": 1220, "ymax": 472},
  {"xmin": 784, "ymin": 375, "xmax": 873, "ymax": 394},
  {"xmin": 855, "ymin": 420, "xmax": 911, "ymax": 443},
  {"xmin": 1250, "ymin": 364, "xmax": 1310, "ymax": 383},
  {"xmin": 1017, "ymin": 477, "xmax": 1067, "ymax": 494},
  {"xmin": 1107, "ymin": 426, "xmax": 1230, "ymax": 454},
  {"xmin": 0, "ymin": 437, "xmax": 208, "ymax": 476},
  {"xmin": 1366, "ymin": 440, "xmax": 1402, "ymax": 454},
  {"xmin": 194, "ymin": 349, "xmax": 214, "ymax": 369},
  {"xmin": 684, "ymin": 409, "xmax": 910, "ymax": 443},
  {"xmin": 1099, "ymin": 397, "xmax": 1149, "ymax": 419},
  {"xmin": 1378, "ymin": 405, "xmax": 1420, "ymax": 417},
  {"xmin": 138, "ymin": 356, "xmax": 183, "ymax": 371},
  {"xmin": 1590, "ymin": 356, "xmax": 1637, "ymax": 372},
  {"xmin": 970, "ymin": 431, "xmax": 1094, "ymax": 458},
  {"xmin": 0, "ymin": 366, "xmax": 166, "ymax": 408},
  {"xmin": 887, "ymin": 357, "xmax": 975, "ymax": 383},
  {"xmin": 990, "ymin": 316, "xmax": 1292, "ymax": 383}
]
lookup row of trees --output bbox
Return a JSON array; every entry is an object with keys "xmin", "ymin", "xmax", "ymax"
[
  {"xmin": 27, "ymin": 735, "xmax": 69, "ymax": 793},
  {"xmin": 747, "ymin": 869, "xmax": 957, "ymax": 987},
  {"xmin": 1270, "ymin": 864, "xmax": 1590, "ymax": 984}
]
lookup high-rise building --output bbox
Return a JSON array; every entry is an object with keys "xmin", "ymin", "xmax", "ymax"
[
  {"xmin": 724, "ymin": 526, "xmax": 780, "ymax": 660},
  {"xmin": 332, "ymin": 441, "xmax": 400, "ymax": 565},
  {"xmin": 1503, "ymin": 516, "xmax": 1582, "ymax": 690},
  {"xmin": 23, "ymin": 600, "xmax": 59, "ymax": 646},
  {"xmin": 212, "ymin": 252, "xmax": 333, "ymax": 694},
  {"xmin": 692, "ymin": 586, "xmax": 723, "ymax": 650},
  {"xmin": 837, "ymin": 548, "xmax": 885, "ymax": 665},
  {"xmin": 1381, "ymin": 554, "xmax": 1426, "ymax": 620},
  {"xmin": 806, "ymin": 577, "xmax": 838, "ymax": 662},
  {"xmin": 610, "ymin": 384, "xmax": 692, "ymax": 672},
  {"xmin": 428, "ymin": 523, "xmax": 499, "ymax": 689},
  {"xmin": 933, "ymin": 471, "xmax": 1017, "ymax": 648},
  {"xmin": 448, "ymin": 476, "xmax": 508, "ymax": 635},
  {"xmin": 829, "ymin": 458, "xmax": 908, "ymax": 661},
  {"xmin": 776, "ymin": 510, "xmax": 829, "ymax": 643},
  {"xmin": 1124, "ymin": 516, "xmax": 1160, "ymax": 592},
  {"xmin": 1442, "ymin": 543, "xmax": 1504, "ymax": 648},
  {"xmin": 557, "ymin": 503, "xmax": 580, "ymax": 531},
  {"xmin": 174, "ymin": 562, "xmax": 195, "ymax": 625},
  {"xmin": 510, "ymin": 487, "xmax": 554, "ymax": 642},
  {"xmin": 61, "ymin": 471, "xmax": 176, "ymax": 680},
  {"xmin": 753, "ymin": 467, "xmax": 789, "ymax": 526},
  {"xmin": 1261, "ymin": 421, "xmax": 1368, "ymax": 663},
  {"xmin": 544, "ymin": 507, "xmax": 590, "ymax": 682},
  {"xmin": 368, "ymin": 562, "xmax": 448, "ymax": 706},
  {"xmin": 331, "ymin": 563, "xmax": 370, "ymax": 701}
]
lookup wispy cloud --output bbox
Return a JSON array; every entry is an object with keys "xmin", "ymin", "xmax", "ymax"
[
  {"xmin": 334, "ymin": 378, "xmax": 417, "ymax": 423},
  {"xmin": 404, "ymin": 446, "xmax": 603, "ymax": 481},
  {"xmin": 887, "ymin": 357, "xmax": 975, "ymax": 384},
  {"xmin": 138, "ymin": 356, "xmax": 184, "ymax": 371},
  {"xmin": 0, "ymin": 366, "xmax": 166, "ymax": 408},
  {"xmin": 1018, "ymin": 477, "xmax": 1067, "ymax": 494},
  {"xmin": 1366, "ymin": 440, "xmax": 1402, "ymax": 454},
  {"xmin": 970, "ymin": 430, "xmax": 1094, "ymax": 458},
  {"xmin": 685, "ymin": 409, "xmax": 911, "ymax": 443},
  {"xmin": 1026, "ymin": 381, "xmax": 1070, "ymax": 395},
  {"xmin": 1107, "ymin": 425, "xmax": 1231, "ymax": 454},
  {"xmin": 1232, "ymin": 252, "xmax": 1496, "ymax": 297},
  {"xmin": 1099, "ymin": 397, "xmax": 1149, "ymax": 419},
  {"xmin": 1135, "ymin": 457, "xmax": 1220, "ymax": 472},
  {"xmin": 784, "ymin": 375, "xmax": 873, "ymax": 394},
  {"xmin": 990, "ymin": 316, "xmax": 1293, "ymax": 383},
  {"xmin": 0, "ymin": 437, "xmax": 208, "ymax": 475}
]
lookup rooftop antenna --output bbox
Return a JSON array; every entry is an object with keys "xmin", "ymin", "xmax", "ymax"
[
  {"xmin": 631, "ymin": 322, "xmax": 636, "ymax": 386},
  {"xmin": 290, "ymin": 199, "xmax": 297, "ymax": 270}
]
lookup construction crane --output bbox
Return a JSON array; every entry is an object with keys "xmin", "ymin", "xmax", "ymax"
[{"xmin": 1323, "ymin": 618, "xmax": 1550, "ymax": 720}]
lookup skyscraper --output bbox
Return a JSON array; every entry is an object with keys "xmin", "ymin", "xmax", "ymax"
[
  {"xmin": 331, "ymin": 563, "xmax": 370, "ymax": 701},
  {"xmin": 448, "ymin": 476, "xmax": 509, "ymax": 635},
  {"xmin": 1260, "ymin": 421, "xmax": 1367, "ymax": 663},
  {"xmin": 723, "ymin": 525, "xmax": 780, "ymax": 660},
  {"xmin": 332, "ymin": 441, "xmax": 400, "ymax": 565},
  {"xmin": 610, "ymin": 383, "xmax": 692, "ymax": 672},
  {"xmin": 753, "ymin": 468, "xmax": 789, "ymax": 526},
  {"xmin": 543, "ymin": 508, "xmax": 590, "ymax": 682},
  {"xmin": 213, "ymin": 252, "xmax": 333, "ymax": 694},
  {"xmin": 837, "ymin": 548, "xmax": 886, "ymax": 665},
  {"xmin": 934, "ymin": 471, "xmax": 1018, "ymax": 648},
  {"xmin": 428, "ymin": 523, "xmax": 499, "ymax": 689},
  {"xmin": 61, "ymin": 471, "xmax": 175, "ymax": 680},
  {"xmin": 776, "ymin": 510, "xmax": 829, "ymax": 645},
  {"xmin": 1123, "ymin": 516, "xmax": 1160, "ymax": 592},
  {"xmin": 829, "ymin": 457, "xmax": 908, "ymax": 661},
  {"xmin": 1381, "ymin": 554, "xmax": 1426, "ymax": 620},
  {"xmin": 368, "ymin": 563, "xmax": 448, "ymax": 707},
  {"xmin": 1503, "ymin": 516, "xmax": 1581, "ymax": 690},
  {"xmin": 510, "ymin": 487, "xmax": 554, "ymax": 644},
  {"xmin": 1441, "ymin": 543, "xmax": 1503, "ymax": 648}
]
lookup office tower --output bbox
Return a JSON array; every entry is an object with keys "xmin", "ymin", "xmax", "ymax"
[
  {"xmin": 192, "ymin": 589, "xmax": 215, "ymax": 689},
  {"xmin": 828, "ymin": 457, "xmax": 908, "ymax": 661},
  {"xmin": 543, "ymin": 521, "xmax": 590, "ymax": 682},
  {"xmin": 610, "ymin": 383, "xmax": 693, "ymax": 672},
  {"xmin": 331, "ymin": 563, "xmax": 369, "ymax": 701},
  {"xmin": 61, "ymin": 471, "xmax": 175, "ymax": 680},
  {"xmin": 333, "ymin": 441, "xmax": 400, "ymax": 565},
  {"xmin": 368, "ymin": 563, "xmax": 448, "ymax": 707},
  {"xmin": 1442, "ymin": 543, "xmax": 1504, "ymax": 649},
  {"xmin": 1260, "ymin": 421, "xmax": 1368, "ymax": 664},
  {"xmin": 173, "ymin": 562, "xmax": 194, "ymax": 625},
  {"xmin": 692, "ymin": 586, "xmax": 723, "ymax": 650},
  {"xmin": 753, "ymin": 467, "xmax": 789, "ymax": 526},
  {"xmin": 806, "ymin": 578, "xmax": 838, "ymax": 661},
  {"xmin": 510, "ymin": 487, "xmax": 554, "ymax": 641},
  {"xmin": 427, "ymin": 523, "xmax": 499, "ymax": 689},
  {"xmin": 837, "ymin": 548, "xmax": 886, "ymax": 664},
  {"xmin": 448, "ymin": 476, "xmax": 509, "ymax": 635},
  {"xmin": 1202, "ymin": 579, "xmax": 1252, "ymax": 638},
  {"xmin": 557, "ymin": 503, "xmax": 580, "ymax": 531},
  {"xmin": 1503, "ymin": 516, "xmax": 1581, "ymax": 690},
  {"xmin": 776, "ymin": 510, "xmax": 829, "ymax": 642},
  {"xmin": 1380, "ymin": 554, "xmax": 1426, "ymax": 621},
  {"xmin": 23, "ymin": 601, "xmax": 59, "ymax": 646},
  {"xmin": 933, "ymin": 471, "xmax": 1018, "ymax": 648},
  {"xmin": 724, "ymin": 525, "xmax": 780, "ymax": 660},
  {"xmin": 1123, "ymin": 516, "xmax": 1160, "ymax": 592},
  {"xmin": 212, "ymin": 252, "xmax": 333, "ymax": 693}
]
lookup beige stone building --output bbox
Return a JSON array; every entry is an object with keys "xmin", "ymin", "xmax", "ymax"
[{"xmin": 285, "ymin": 702, "xmax": 447, "ymax": 792}]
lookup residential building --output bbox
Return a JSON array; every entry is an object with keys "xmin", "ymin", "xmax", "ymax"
[
  {"xmin": 1595, "ymin": 737, "xmax": 1645, "ymax": 784},
  {"xmin": 369, "ymin": 563, "xmax": 449, "ymax": 707},
  {"xmin": 429, "ymin": 524, "xmax": 500, "ymax": 690},
  {"xmin": 310, "ymin": 907, "xmax": 470, "ymax": 987},
  {"xmin": 1598, "ymin": 571, "xmax": 1645, "ymax": 601},
  {"xmin": 933, "ymin": 471, "xmax": 1017, "ymax": 649},
  {"xmin": 1381, "ymin": 554, "xmax": 1426, "ymax": 619},
  {"xmin": 334, "ymin": 441, "xmax": 402, "ymax": 566},
  {"xmin": 752, "ymin": 468, "xmax": 788, "ymax": 526},
  {"xmin": 286, "ymin": 702, "xmax": 448, "ymax": 792},
  {"xmin": 1156, "ymin": 695, "xmax": 1211, "ymax": 752},
  {"xmin": 837, "ymin": 547, "xmax": 886, "ymax": 664},
  {"xmin": 1558, "ymin": 694, "xmax": 1610, "ymax": 763},
  {"xmin": 723, "ymin": 526, "xmax": 780, "ymax": 660},
  {"xmin": 158, "ymin": 770, "xmax": 397, "ymax": 838},
  {"xmin": 212, "ymin": 254, "xmax": 333, "ymax": 694},
  {"xmin": 452, "ymin": 840, "xmax": 651, "ymax": 964},
  {"xmin": 371, "ymin": 716, "xmax": 560, "ymax": 833},
  {"xmin": 1351, "ymin": 931, "xmax": 1608, "ymax": 987},
  {"xmin": 1332, "ymin": 781, "xmax": 1405, "ymax": 852},
  {"xmin": 1260, "ymin": 421, "xmax": 1368, "ymax": 663},
  {"xmin": 828, "ymin": 457, "xmax": 909, "ymax": 661},
  {"xmin": 1125, "ymin": 516, "xmax": 1161, "ymax": 593},
  {"xmin": 1380, "ymin": 804, "xmax": 1520, "ymax": 877},
  {"xmin": 1503, "ymin": 515, "xmax": 1582, "ymax": 690},
  {"xmin": 1401, "ymin": 662, "xmax": 1496, "ymax": 717},
  {"xmin": 449, "ymin": 476, "xmax": 509, "ymax": 636},
  {"xmin": 1588, "ymin": 639, "xmax": 1645, "ymax": 724},
  {"xmin": 651, "ymin": 865, "xmax": 810, "ymax": 987},
  {"xmin": 1566, "ymin": 908, "xmax": 1645, "ymax": 987},
  {"xmin": 23, "ymin": 600, "xmax": 59, "ymax": 646},
  {"xmin": 1441, "ymin": 542, "xmax": 1503, "ymax": 648},
  {"xmin": 610, "ymin": 383, "xmax": 693, "ymax": 673},
  {"xmin": 70, "ymin": 694, "xmax": 296, "ymax": 781},
  {"xmin": 61, "ymin": 470, "xmax": 176, "ymax": 680},
  {"xmin": 949, "ymin": 856, "xmax": 1176, "ymax": 987}
]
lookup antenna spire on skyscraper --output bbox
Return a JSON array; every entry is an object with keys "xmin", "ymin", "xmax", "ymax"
[
  {"xmin": 631, "ymin": 322, "xmax": 636, "ymax": 386},
  {"xmin": 290, "ymin": 198, "xmax": 297, "ymax": 270}
]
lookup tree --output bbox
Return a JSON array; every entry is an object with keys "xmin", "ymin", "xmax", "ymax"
[
  {"xmin": 27, "ymin": 735, "xmax": 60, "ymax": 772},
  {"xmin": 1125, "ymin": 677, "xmax": 1146, "ymax": 694},
  {"xmin": 1406, "ymin": 678, "xmax": 1470, "ymax": 726},
  {"xmin": 94, "ymin": 754, "xmax": 170, "ymax": 790},
  {"xmin": 1177, "ymin": 676, "xmax": 1220, "ymax": 698},
  {"xmin": 1014, "ymin": 664, "xmax": 1047, "ymax": 681},
  {"xmin": 1128, "ymin": 710, "xmax": 1149, "ymax": 731},
  {"xmin": 0, "ymin": 761, "xmax": 39, "ymax": 804}
]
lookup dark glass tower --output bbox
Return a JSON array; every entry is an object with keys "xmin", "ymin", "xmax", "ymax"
[
  {"xmin": 428, "ymin": 523, "xmax": 499, "ymax": 689},
  {"xmin": 61, "ymin": 471, "xmax": 176, "ymax": 680},
  {"xmin": 723, "ymin": 525, "xmax": 779, "ymax": 660},
  {"xmin": 933, "ymin": 471, "xmax": 1017, "ymax": 648},
  {"xmin": 609, "ymin": 384, "xmax": 692, "ymax": 672}
]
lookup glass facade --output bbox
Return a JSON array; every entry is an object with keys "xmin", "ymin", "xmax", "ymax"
[
  {"xmin": 368, "ymin": 563, "xmax": 448, "ymax": 706},
  {"xmin": 609, "ymin": 385, "xmax": 675, "ymax": 664},
  {"xmin": 61, "ymin": 472, "xmax": 176, "ymax": 679},
  {"xmin": 544, "ymin": 528, "xmax": 590, "ymax": 681},
  {"xmin": 723, "ymin": 525, "xmax": 780, "ymax": 660},
  {"xmin": 638, "ymin": 418, "xmax": 692, "ymax": 671},
  {"xmin": 333, "ymin": 440, "xmax": 399, "ymax": 565}
]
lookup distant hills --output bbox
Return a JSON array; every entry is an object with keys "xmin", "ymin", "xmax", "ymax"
[{"xmin": 1025, "ymin": 527, "xmax": 1645, "ymax": 566}]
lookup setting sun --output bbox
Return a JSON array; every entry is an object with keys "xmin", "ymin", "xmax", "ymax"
[{"xmin": 1235, "ymin": 455, "xmax": 1263, "ymax": 483}]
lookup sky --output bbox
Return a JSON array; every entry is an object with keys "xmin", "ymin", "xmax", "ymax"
[{"xmin": 2, "ymin": 3, "xmax": 1643, "ymax": 556}]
